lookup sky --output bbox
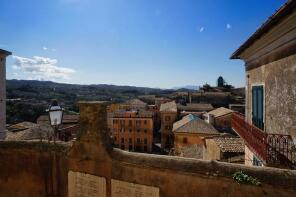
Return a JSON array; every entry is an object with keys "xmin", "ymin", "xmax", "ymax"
[{"xmin": 0, "ymin": 0, "xmax": 286, "ymax": 89}]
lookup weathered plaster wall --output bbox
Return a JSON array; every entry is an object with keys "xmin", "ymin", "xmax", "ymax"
[
  {"xmin": 246, "ymin": 53, "xmax": 296, "ymax": 138},
  {"xmin": 0, "ymin": 102, "xmax": 296, "ymax": 197},
  {"xmin": 203, "ymin": 138, "xmax": 220, "ymax": 161},
  {"xmin": 0, "ymin": 142, "xmax": 68, "ymax": 197}
]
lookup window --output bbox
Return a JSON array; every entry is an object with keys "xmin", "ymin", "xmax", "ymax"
[
  {"xmin": 121, "ymin": 145, "xmax": 125, "ymax": 150},
  {"xmin": 252, "ymin": 86, "xmax": 264, "ymax": 130},
  {"xmin": 183, "ymin": 137, "xmax": 188, "ymax": 144},
  {"xmin": 120, "ymin": 120, "xmax": 125, "ymax": 126},
  {"xmin": 113, "ymin": 120, "xmax": 118, "ymax": 124},
  {"xmin": 129, "ymin": 138, "xmax": 132, "ymax": 144},
  {"xmin": 137, "ymin": 138, "xmax": 140, "ymax": 144},
  {"xmin": 129, "ymin": 120, "xmax": 133, "ymax": 126},
  {"xmin": 144, "ymin": 129, "xmax": 147, "ymax": 133},
  {"xmin": 137, "ymin": 129, "xmax": 140, "ymax": 133},
  {"xmin": 129, "ymin": 129, "xmax": 132, "ymax": 132},
  {"xmin": 129, "ymin": 145, "xmax": 133, "ymax": 151},
  {"xmin": 144, "ymin": 138, "xmax": 147, "ymax": 145},
  {"xmin": 121, "ymin": 138, "xmax": 124, "ymax": 143},
  {"xmin": 165, "ymin": 116, "xmax": 171, "ymax": 121},
  {"xmin": 136, "ymin": 120, "xmax": 141, "ymax": 126},
  {"xmin": 144, "ymin": 120, "xmax": 147, "ymax": 125}
]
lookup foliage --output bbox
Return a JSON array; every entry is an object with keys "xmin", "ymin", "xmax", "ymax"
[
  {"xmin": 6, "ymin": 79, "xmax": 168, "ymax": 124},
  {"xmin": 233, "ymin": 171, "xmax": 261, "ymax": 186}
]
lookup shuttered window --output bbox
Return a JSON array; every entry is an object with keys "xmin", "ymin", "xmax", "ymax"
[{"xmin": 252, "ymin": 86, "xmax": 264, "ymax": 130}]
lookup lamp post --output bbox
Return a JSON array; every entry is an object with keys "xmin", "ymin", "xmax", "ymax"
[{"xmin": 47, "ymin": 100, "xmax": 64, "ymax": 143}]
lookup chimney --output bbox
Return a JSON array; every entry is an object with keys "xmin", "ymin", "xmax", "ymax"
[{"xmin": 0, "ymin": 49, "xmax": 12, "ymax": 140}]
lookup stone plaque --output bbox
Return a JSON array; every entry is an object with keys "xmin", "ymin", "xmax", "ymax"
[
  {"xmin": 111, "ymin": 179, "xmax": 159, "ymax": 197},
  {"xmin": 68, "ymin": 171, "xmax": 106, "ymax": 197}
]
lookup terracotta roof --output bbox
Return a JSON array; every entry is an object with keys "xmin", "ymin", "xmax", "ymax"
[
  {"xmin": 7, "ymin": 122, "xmax": 38, "ymax": 132},
  {"xmin": 206, "ymin": 107, "xmax": 233, "ymax": 118},
  {"xmin": 231, "ymin": 0, "xmax": 296, "ymax": 59},
  {"xmin": 173, "ymin": 114, "xmax": 196, "ymax": 131},
  {"xmin": 173, "ymin": 115, "xmax": 218, "ymax": 135},
  {"xmin": 6, "ymin": 124, "xmax": 54, "ymax": 141},
  {"xmin": 213, "ymin": 137, "xmax": 245, "ymax": 153},
  {"xmin": 177, "ymin": 103, "xmax": 214, "ymax": 112},
  {"xmin": 160, "ymin": 101, "xmax": 177, "ymax": 112},
  {"xmin": 125, "ymin": 98, "xmax": 147, "ymax": 106},
  {"xmin": 0, "ymin": 49, "xmax": 12, "ymax": 56}
]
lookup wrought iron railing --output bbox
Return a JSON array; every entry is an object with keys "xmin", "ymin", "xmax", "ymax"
[{"xmin": 231, "ymin": 112, "xmax": 295, "ymax": 169}]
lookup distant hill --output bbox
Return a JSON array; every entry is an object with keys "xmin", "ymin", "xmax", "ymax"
[
  {"xmin": 6, "ymin": 79, "xmax": 172, "ymax": 124},
  {"xmin": 172, "ymin": 85, "xmax": 199, "ymax": 91}
]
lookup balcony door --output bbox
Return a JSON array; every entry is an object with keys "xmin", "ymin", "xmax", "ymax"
[{"xmin": 252, "ymin": 86, "xmax": 264, "ymax": 130}]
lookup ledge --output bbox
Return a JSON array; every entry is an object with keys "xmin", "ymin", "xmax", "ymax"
[
  {"xmin": 0, "ymin": 140, "xmax": 71, "ymax": 153},
  {"xmin": 111, "ymin": 148, "xmax": 296, "ymax": 188}
]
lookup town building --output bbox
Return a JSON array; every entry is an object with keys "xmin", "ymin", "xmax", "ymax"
[
  {"xmin": 109, "ymin": 109, "xmax": 153, "ymax": 152},
  {"xmin": 172, "ymin": 114, "xmax": 219, "ymax": 150},
  {"xmin": 173, "ymin": 144, "xmax": 204, "ymax": 159},
  {"xmin": 204, "ymin": 107, "xmax": 234, "ymax": 133},
  {"xmin": 231, "ymin": 0, "xmax": 296, "ymax": 168},
  {"xmin": 0, "ymin": 49, "xmax": 11, "ymax": 140},
  {"xmin": 177, "ymin": 103, "xmax": 214, "ymax": 113},
  {"xmin": 0, "ymin": 102, "xmax": 296, "ymax": 196},
  {"xmin": 203, "ymin": 136, "xmax": 245, "ymax": 164},
  {"xmin": 159, "ymin": 101, "xmax": 178, "ymax": 150}
]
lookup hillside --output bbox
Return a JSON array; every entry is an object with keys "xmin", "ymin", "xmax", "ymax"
[{"xmin": 6, "ymin": 80, "xmax": 171, "ymax": 123}]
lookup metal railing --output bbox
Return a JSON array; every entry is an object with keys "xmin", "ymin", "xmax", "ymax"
[{"xmin": 231, "ymin": 112, "xmax": 295, "ymax": 169}]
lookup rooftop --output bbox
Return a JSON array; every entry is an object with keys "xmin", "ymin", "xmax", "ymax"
[
  {"xmin": 0, "ymin": 49, "xmax": 12, "ymax": 56},
  {"xmin": 124, "ymin": 98, "xmax": 147, "ymax": 107},
  {"xmin": 212, "ymin": 137, "xmax": 245, "ymax": 153},
  {"xmin": 173, "ymin": 114, "xmax": 218, "ymax": 135},
  {"xmin": 173, "ymin": 114, "xmax": 196, "ymax": 131},
  {"xmin": 177, "ymin": 103, "xmax": 214, "ymax": 112},
  {"xmin": 6, "ymin": 124, "xmax": 53, "ymax": 141},
  {"xmin": 231, "ymin": 0, "xmax": 296, "ymax": 59},
  {"xmin": 160, "ymin": 101, "xmax": 177, "ymax": 112},
  {"xmin": 206, "ymin": 107, "xmax": 234, "ymax": 118}
]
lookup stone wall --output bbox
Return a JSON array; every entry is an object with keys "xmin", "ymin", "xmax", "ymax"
[
  {"xmin": 246, "ymin": 53, "xmax": 296, "ymax": 139},
  {"xmin": 0, "ymin": 102, "xmax": 296, "ymax": 197}
]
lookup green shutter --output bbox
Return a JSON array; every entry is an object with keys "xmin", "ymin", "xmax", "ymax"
[{"xmin": 252, "ymin": 86, "xmax": 264, "ymax": 130}]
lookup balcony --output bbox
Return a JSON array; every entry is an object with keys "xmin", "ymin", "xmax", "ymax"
[{"xmin": 231, "ymin": 112, "xmax": 296, "ymax": 169}]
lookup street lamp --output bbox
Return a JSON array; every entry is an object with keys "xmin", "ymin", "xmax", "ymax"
[{"xmin": 47, "ymin": 100, "xmax": 64, "ymax": 143}]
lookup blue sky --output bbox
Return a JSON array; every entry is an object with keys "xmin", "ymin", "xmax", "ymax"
[{"xmin": 0, "ymin": 0, "xmax": 286, "ymax": 89}]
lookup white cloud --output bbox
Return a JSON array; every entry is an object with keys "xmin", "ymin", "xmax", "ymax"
[
  {"xmin": 12, "ymin": 55, "xmax": 75, "ymax": 81},
  {"xmin": 199, "ymin": 27, "xmax": 205, "ymax": 33},
  {"xmin": 43, "ymin": 46, "xmax": 57, "ymax": 52},
  {"xmin": 226, "ymin": 23, "xmax": 232, "ymax": 29}
]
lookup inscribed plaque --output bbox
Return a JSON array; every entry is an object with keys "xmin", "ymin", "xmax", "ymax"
[
  {"xmin": 68, "ymin": 171, "xmax": 106, "ymax": 197},
  {"xmin": 111, "ymin": 179, "xmax": 159, "ymax": 197}
]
